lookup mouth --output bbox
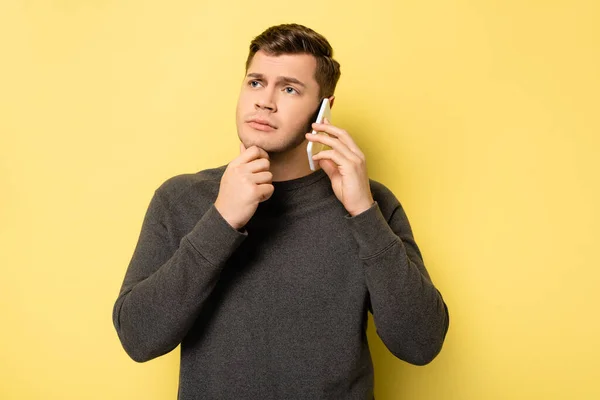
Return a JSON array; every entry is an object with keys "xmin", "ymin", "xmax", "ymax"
[{"xmin": 247, "ymin": 118, "xmax": 277, "ymax": 132}]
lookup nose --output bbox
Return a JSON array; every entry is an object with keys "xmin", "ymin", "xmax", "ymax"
[{"xmin": 255, "ymin": 90, "xmax": 277, "ymax": 112}]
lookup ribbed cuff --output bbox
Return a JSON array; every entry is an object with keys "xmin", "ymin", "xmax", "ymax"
[
  {"xmin": 185, "ymin": 204, "xmax": 248, "ymax": 266},
  {"xmin": 344, "ymin": 201, "xmax": 399, "ymax": 259}
]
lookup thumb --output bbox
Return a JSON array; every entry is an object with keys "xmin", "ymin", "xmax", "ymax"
[{"xmin": 318, "ymin": 159, "xmax": 337, "ymax": 178}]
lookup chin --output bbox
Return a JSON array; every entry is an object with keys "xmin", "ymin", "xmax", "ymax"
[
  {"xmin": 239, "ymin": 129, "xmax": 275, "ymax": 151},
  {"xmin": 239, "ymin": 126, "xmax": 307, "ymax": 155}
]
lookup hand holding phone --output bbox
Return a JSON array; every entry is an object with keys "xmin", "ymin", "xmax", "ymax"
[{"xmin": 306, "ymin": 98, "xmax": 332, "ymax": 171}]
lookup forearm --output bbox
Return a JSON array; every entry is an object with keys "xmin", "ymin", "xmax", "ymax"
[
  {"xmin": 363, "ymin": 237, "xmax": 449, "ymax": 365},
  {"xmin": 346, "ymin": 202, "xmax": 449, "ymax": 365},
  {"xmin": 113, "ymin": 239, "xmax": 221, "ymax": 362},
  {"xmin": 113, "ymin": 203, "xmax": 246, "ymax": 362}
]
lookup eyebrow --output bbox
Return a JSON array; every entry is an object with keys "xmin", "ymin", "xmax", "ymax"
[{"xmin": 246, "ymin": 72, "xmax": 306, "ymax": 88}]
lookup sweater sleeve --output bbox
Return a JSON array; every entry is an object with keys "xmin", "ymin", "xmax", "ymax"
[
  {"xmin": 112, "ymin": 190, "xmax": 247, "ymax": 363},
  {"xmin": 344, "ymin": 200, "xmax": 449, "ymax": 366}
]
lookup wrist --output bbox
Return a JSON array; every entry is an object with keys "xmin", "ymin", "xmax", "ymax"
[
  {"xmin": 348, "ymin": 199, "xmax": 376, "ymax": 217},
  {"xmin": 214, "ymin": 202, "xmax": 243, "ymax": 231}
]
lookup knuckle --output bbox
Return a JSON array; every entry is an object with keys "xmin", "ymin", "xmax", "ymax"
[{"xmin": 242, "ymin": 174, "xmax": 253, "ymax": 185}]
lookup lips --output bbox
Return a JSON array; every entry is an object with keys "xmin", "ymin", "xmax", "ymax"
[{"xmin": 247, "ymin": 117, "xmax": 276, "ymax": 132}]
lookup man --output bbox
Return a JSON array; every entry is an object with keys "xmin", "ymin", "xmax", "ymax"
[{"xmin": 113, "ymin": 23, "xmax": 449, "ymax": 399}]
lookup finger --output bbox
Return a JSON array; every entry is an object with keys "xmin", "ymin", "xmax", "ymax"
[
  {"xmin": 251, "ymin": 171, "xmax": 273, "ymax": 184},
  {"xmin": 318, "ymin": 158, "xmax": 338, "ymax": 179},
  {"xmin": 311, "ymin": 122, "xmax": 365, "ymax": 159},
  {"xmin": 312, "ymin": 121, "xmax": 346, "ymax": 138},
  {"xmin": 245, "ymin": 157, "xmax": 270, "ymax": 173},
  {"xmin": 237, "ymin": 145, "xmax": 269, "ymax": 164},
  {"xmin": 306, "ymin": 133, "xmax": 360, "ymax": 164},
  {"xmin": 257, "ymin": 183, "xmax": 275, "ymax": 202},
  {"xmin": 312, "ymin": 149, "xmax": 351, "ymax": 167}
]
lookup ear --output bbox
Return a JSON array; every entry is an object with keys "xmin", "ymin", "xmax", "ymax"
[{"xmin": 328, "ymin": 95, "xmax": 335, "ymax": 108}]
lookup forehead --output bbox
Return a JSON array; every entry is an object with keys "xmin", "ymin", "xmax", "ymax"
[{"xmin": 247, "ymin": 51, "xmax": 318, "ymax": 85}]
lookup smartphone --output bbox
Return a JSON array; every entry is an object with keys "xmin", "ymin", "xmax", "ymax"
[{"xmin": 306, "ymin": 98, "xmax": 332, "ymax": 171}]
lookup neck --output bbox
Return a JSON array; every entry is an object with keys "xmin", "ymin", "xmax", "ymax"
[{"xmin": 269, "ymin": 138, "xmax": 321, "ymax": 182}]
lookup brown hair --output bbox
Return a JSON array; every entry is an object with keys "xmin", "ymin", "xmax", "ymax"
[{"xmin": 245, "ymin": 24, "xmax": 341, "ymax": 98}]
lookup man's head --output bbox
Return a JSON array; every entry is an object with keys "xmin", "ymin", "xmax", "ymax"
[{"xmin": 236, "ymin": 24, "xmax": 341, "ymax": 156}]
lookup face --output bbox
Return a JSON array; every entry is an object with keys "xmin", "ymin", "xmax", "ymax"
[{"xmin": 236, "ymin": 50, "xmax": 322, "ymax": 155}]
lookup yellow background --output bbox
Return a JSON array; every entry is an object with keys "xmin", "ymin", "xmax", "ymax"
[{"xmin": 1, "ymin": 0, "xmax": 598, "ymax": 399}]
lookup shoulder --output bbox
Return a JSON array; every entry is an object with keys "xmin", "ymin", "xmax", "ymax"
[{"xmin": 154, "ymin": 164, "xmax": 227, "ymax": 208}]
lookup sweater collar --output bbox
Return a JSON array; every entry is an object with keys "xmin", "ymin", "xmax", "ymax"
[
  {"xmin": 215, "ymin": 164, "xmax": 333, "ymax": 214},
  {"xmin": 260, "ymin": 167, "xmax": 333, "ymax": 213},
  {"xmin": 271, "ymin": 167, "xmax": 328, "ymax": 191}
]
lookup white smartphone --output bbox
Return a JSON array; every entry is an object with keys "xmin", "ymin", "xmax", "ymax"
[{"xmin": 306, "ymin": 98, "xmax": 332, "ymax": 171}]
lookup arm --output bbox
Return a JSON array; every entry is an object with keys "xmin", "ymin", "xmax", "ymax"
[
  {"xmin": 345, "ymin": 200, "xmax": 449, "ymax": 366},
  {"xmin": 112, "ymin": 190, "xmax": 247, "ymax": 362},
  {"xmin": 304, "ymin": 120, "xmax": 448, "ymax": 364}
]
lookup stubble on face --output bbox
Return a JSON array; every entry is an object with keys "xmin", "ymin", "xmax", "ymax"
[{"xmin": 235, "ymin": 51, "xmax": 321, "ymax": 157}]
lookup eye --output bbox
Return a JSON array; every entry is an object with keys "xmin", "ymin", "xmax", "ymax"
[
  {"xmin": 284, "ymin": 86, "xmax": 299, "ymax": 95},
  {"xmin": 249, "ymin": 80, "xmax": 262, "ymax": 88}
]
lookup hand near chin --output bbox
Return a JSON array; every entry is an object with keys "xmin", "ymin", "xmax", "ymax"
[{"xmin": 214, "ymin": 143, "xmax": 274, "ymax": 230}]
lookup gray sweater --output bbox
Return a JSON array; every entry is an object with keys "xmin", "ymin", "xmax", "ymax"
[{"xmin": 112, "ymin": 165, "xmax": 449, "ymax": 399}]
